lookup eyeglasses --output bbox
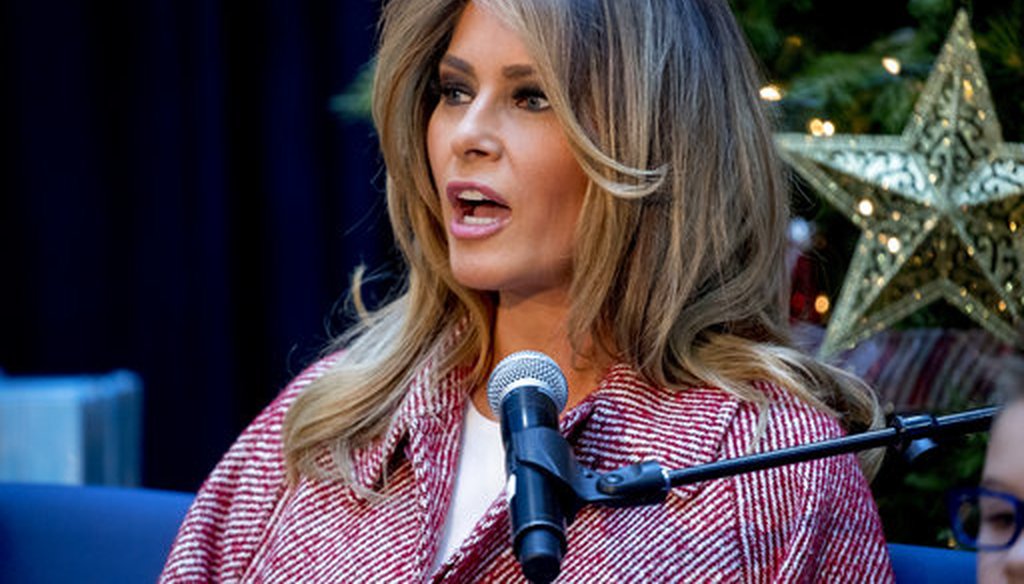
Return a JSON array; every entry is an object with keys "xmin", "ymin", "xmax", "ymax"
[{"xmin": 947, "ymin": 487, "xmax": 1024, "ymax": 551}]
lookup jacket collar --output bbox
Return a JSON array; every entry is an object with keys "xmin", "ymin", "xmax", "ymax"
[
  {"xmin": 348, "ymin": 359, "xmax": 738, "ymax": 497},
  {"xmin": 348, "ymin": 355, "xmax": 470, "ymax": 491}
]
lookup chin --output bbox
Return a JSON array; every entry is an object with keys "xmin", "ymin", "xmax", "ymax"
[
  {"xmin": 448, "ymin": 252, "xmax": 572, "ymax": 299},
  {"xmin": 449, "ymin": 261, "xmax": 503, "ymax": 293}
]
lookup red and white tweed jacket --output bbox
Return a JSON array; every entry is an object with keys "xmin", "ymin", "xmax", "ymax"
[{"xmin": 160, "ymin": 354, "xmax": 894, "ymax": 583}]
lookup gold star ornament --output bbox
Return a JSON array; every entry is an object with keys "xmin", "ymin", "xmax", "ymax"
[{"xmin": 776, "ymin": 11, "xmax": 1024, "ymax": 357}]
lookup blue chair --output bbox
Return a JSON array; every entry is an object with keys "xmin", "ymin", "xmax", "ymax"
[
  {"xmin": 0, "ymin": 483, "xmax": 193, "ymax": 583},
  {"xmin": 0, "ymin": 483, "xmax": 977, "ymax": 583},
  {"xmin": 0, "ymin": 370, "xmax": 143, "ymax": 485},
  {"xmin": 889, "ymin": 542, "xmax": 976, "ymax": 583}
]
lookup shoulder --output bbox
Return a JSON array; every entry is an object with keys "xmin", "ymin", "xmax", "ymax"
[
  {"xmin": 208, "ymin": 351, "xmax": 344, "ymax": 477},
  {"xmin": 206, "ymin": 349, "xmax": 344, "ymax": 492},
  {"xmin": 160, "ymin": 352, "xmax": 343, "ymax": 582},
  {"xmin": 727, "ymin": 380, "xmax": 846, "ymax": 455},
  {"xmin": 566, "ymin": 372, "xmax": 891, "ymax": 580},
  {"xmin": 722, "ymin": 382, "xmax": 893, "ymax": 581},
  {"xmin": 721, "ymin": 379, "xmax": 860, "ymax": 514},
  {"xmin": 271, "ymin": 352, "xmax": 346, "ymax": 420},
  {"xmin": 577, "ymin": 367, "xmax": 849, "ymax": 471},
  {"xmin": 570, "ymin": 366, "xmax": 743, "ymax": 474}
]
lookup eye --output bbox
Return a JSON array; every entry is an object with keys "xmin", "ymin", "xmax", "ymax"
[
  {"xmin": 439, "ymin": 82, "xmax": 473, "ymax": 105},
  {"xmin": 981, "ymin": 511, "xmax": 1016, "ymax": 530},
  {"xmin": 514, "ymin": 86, "xmax": 551, "ymax": 112}
]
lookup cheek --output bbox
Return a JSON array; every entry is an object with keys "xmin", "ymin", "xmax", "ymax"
[
  {"xmin": 976, "ymin": 552, "xmax": 1003, "ymax": 584},
  {"xmin": 517, "ymin": 126, "xmax": 586, "ymax": 197},
  {"xmin": 548, "ymin": 153, "xmax": 588, "ymax": 233},
  {"xmin": 546, "ymin": 137, "xmax": 586, "ymax": 189},
  {"xmin": 426, "ymin": 110, "xmax": 447, "ymax": 183}
]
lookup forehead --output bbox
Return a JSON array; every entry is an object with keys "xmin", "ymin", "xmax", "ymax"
[
  {"xmin": 445, "ymin": 2, "xmax": 532, "ymax": 65},
  {"xmin": 982, "ymin": 401, "xmax": 1024, "ymax": 497}
]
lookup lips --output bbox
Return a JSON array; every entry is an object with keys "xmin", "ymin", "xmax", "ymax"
[{"xmin": 446, "ymin": 182, "xmax": 511, "ymax": 239}]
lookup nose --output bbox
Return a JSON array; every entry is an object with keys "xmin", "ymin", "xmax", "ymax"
[{"xmin": 450, "ymin": 98, "xmax": 503, "ymax": 161}]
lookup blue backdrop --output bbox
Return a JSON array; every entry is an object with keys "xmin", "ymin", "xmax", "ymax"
[{"xmin": 1, "ymin": 0, "xmax": 391, "ymax": 491}]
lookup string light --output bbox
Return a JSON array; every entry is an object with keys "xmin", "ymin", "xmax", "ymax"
[
  {"xmin": 881, "ymin": 57, "xmax": 902, "ymax": 75},
  {"xmin": 814, "ymin": 294, "xmax": 831, "ymax": 315},
  {"xmin": 808, "ymin": 118, "xmax": 836, "ymax": 137},
  {"xmin": 962, "ymin": 79, "xmax": 975, "ymax": 100},
  {"xmin": 759, "ymin": 84, "xmax": 783, "ymax": 101},
  {"xmin": 857, "ymin": 199, "xmax": 875, "ymax": 216}
]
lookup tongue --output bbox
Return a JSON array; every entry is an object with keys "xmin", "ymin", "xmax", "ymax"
[{"xmin": 467, "ymin": 202, "xmax": 510, "ymax": 219}]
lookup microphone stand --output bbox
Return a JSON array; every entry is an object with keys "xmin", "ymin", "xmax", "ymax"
[
  {"xmin": 665, "ymin": 406, "xmax": 996, "ymax": 490},
  {"xmin": 512, "ymin": 406, "xmax": 999, "ymax": 518}
]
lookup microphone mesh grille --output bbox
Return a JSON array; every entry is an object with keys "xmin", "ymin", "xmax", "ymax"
[{"xmin": 486, "ymin": 350, "xmax": 568, "ymax": 416}]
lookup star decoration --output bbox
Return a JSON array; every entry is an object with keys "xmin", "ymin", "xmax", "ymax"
[{"xmin": 776, "ymin": 10, "xmax": 1024, "ymax": 357}]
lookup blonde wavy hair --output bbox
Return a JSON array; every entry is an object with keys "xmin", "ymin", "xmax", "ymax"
[{"xmin": 283, "ymin": 0, "xmax": 884, "ymax": 484}]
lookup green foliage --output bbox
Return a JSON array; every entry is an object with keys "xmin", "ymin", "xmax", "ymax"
[
  {"xmin": 977, "ymin": 1, "xmax": 1024, "ymax": 139},
  {"xmin": 733, "ymin": 0, "xmax": 815, "ymax": 59},
  {"xmin": 871, "ymin": 431, "xmax": 988, "ymax": 546},
  {"xmin": 733, "ymin": 0, "xmax": 1024, "ymax": 137},
  {"xmin": 330, "ymin": 60, "xmax": 376, "ymax": 121}
]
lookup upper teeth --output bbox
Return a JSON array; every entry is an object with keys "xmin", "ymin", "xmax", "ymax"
[{"xmin": 457, "ymin": 190, "xmax": 489, "ymax": 202}]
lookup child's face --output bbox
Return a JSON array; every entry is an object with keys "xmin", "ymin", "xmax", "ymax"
[{"xmin": 978, "ymin": 400, "xmax": 1024, "ymax": 584}]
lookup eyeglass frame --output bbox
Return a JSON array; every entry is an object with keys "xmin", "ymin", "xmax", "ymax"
[{"xmin": 947, "ymin": 486, "xmax": 1024, "ymax": 552}]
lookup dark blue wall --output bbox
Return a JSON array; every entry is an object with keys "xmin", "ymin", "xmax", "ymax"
[{"xmin": 0, "ymin": 0, "xmax": 390, "ymax": 491}]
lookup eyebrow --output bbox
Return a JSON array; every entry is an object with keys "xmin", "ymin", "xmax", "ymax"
[
  {"xmin": 980, "ymin": 477, "xmax": 1021, "ymax": 496},
  {"xmin": 439, "ymin": 55, "xmax": 538, "ymax": 80}
]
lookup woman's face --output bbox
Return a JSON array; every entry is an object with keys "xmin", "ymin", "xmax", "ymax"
[
  {"xmin": 427, "ymin": 2, "xmax": 588, "ymax": 304},
  {"xmin": 978, "ymin": 400, "xmax": 1024, "ymax": 584}
]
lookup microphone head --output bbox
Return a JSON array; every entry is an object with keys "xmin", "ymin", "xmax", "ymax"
[{"xmin": 487, "ymin": 350, "xmax": 569, "ymax": 417}]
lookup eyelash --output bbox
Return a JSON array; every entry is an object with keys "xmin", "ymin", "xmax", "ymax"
[
  {"xmin": 438, "ymin": 82, "xmax": 472, "ymax": 105},
  {"xmin": 513, "ymin": 86, "xmax": 550, "ymax": 112},
  {"xmin": 436, "ymin": 78, "xmax": 551, "ymax": 112}
]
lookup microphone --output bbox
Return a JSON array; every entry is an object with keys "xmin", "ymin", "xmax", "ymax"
[{"xmin": 487, "ymin": 351, "xmax": 570, "ymax": 584}]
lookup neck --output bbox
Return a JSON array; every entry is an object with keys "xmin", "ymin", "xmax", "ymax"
[{"xmin": 472, "ymin": 287, "xmax": 610, "ymax": 420}]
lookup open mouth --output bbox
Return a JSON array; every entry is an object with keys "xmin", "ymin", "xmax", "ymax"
[{"xmin": 453, "ymin": 189, "xmax": 511, "ymax": 225}]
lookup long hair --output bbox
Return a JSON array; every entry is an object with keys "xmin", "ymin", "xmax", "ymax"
[{"xmin": 282, "ymin": 0, "xmax": 884, "ymax": 484}]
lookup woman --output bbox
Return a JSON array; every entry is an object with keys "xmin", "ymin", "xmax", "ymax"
[{"xmin": 161, "ymin": 0, "xmax": 893, "ymax": 581}]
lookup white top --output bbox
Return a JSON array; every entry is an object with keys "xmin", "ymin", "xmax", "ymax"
[{"xmin": 433, "ymin": 401, "xmax": 506, "ymax": 569}]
